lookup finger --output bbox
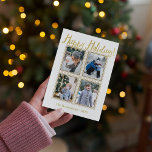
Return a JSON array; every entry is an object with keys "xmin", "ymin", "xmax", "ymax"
[
  {"xmin": 32, "ymin": 77, "xmax": 50, "ymax": 101},
  {"xmin": 42, "ymin": 107, "xmax": 48, "ymax": 115},
  {"xmin": 50, "ymin": 113, "xmax": 73, "ymax": 128},
  {"xmin": 44, "ymin": 108, "xmax": 64, "ymax": 124}
]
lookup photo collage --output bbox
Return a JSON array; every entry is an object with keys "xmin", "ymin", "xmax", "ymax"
[{"xmin": 53, "ymin": 46, "xmax": 107, "ymax": 109}]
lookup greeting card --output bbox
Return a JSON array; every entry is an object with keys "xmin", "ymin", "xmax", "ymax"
[{"xmin": 42, "ymin": 29, "xmax": 119, "ymax": 121}]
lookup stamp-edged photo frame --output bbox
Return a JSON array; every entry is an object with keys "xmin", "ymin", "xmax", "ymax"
[
  {"xmin": 52, "ymin": 72, "xmax": 78, "ymax": 105},
  {"xmin": 82, "ymin": 52, "xmax": 108, "ymax": 81},
  {"xmin": 73, "ymin": 79, "xmax": 100, "ymax": 110},
  {"xmin": 60, "ymin": 46, "xmax": 86, "ymax": 75}
]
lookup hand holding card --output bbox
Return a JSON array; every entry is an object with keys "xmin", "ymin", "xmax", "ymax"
[
  {"xmin": 42, "ymin": 29, "xmax": 119, "ymax": 121},
  {"xmin": 29, "ymin": 77, "xmax": 73, "ymax": 128}
]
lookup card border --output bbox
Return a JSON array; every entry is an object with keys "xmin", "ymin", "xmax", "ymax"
[{"xmin": 42, "ymin": 28, "xmax": 119, "ymax": 121}]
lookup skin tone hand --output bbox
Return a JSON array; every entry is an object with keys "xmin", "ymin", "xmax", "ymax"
[{"xmin": 29, "ymin": 77, "xmax": 73, "ymax": 128}]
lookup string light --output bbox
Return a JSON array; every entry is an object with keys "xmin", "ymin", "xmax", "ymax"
[
  {"xmin": 9, "ymin": 71, "xmax": 14, "ymax": 77},
  {"xmin": 96, "ymin": 28, "xmax": 101, "ymax": 34},
  {"xmin": 85, "ymin": 2, "xmax": 91, "ymax": 8},
  {"xmin": 53, "ymin": 0, "xmax": 59, "ymax": 6},
  {"xmin": 2, "ymin": 27, "xmax": 9, "ymax": 34},
  {"xmin": 52, "ymin": 22, "xmax": 58, "ymax": 29},
  {"xmin": 8, "ymin": 59, "xmax": 13, "ymax": 65},
  {"xmin": 17, "ymin": 31, "xmax": 22, "ymax": 35},
  {"xmin": 15, "ymin": 50, "xmax": 21, "ymax": 56},
  {"xmin": 119, "ymin": 91, "xmax": 126, "ymax": 98},
  {"xmin": 3, "ymin": 70, "xmax": 9, "ymax": 76},
  {"xmin": 19, "ymin": 54, "xmax": 26, "ymax": 60},
  {"xmin": 35, "ymin": 19, "xmax": 40, "ymax": 26},
  {"xmin": 50, "ymin": 34, "xmax": 56, "ymax": 40},
  {"xmin": 99, "ymin": 11, "xmax": 105, "ymax": 18},
  {"xmin": 12, "ymin": 69, "xmax": 18, "ymax": 76},
  {"xmin": 18, "ymin": 82, "xmax": 24, "ymax": 88},
  {"xmin": 102, "ymin": 104, "xmax": 107, "ymax": 111},
  {"xmin": 119, "ymin": 32, "xmax": 128, "ymax": 40},
  {"xmin": 16, "ymin": 29, "xmax": 23, "ymax": 35},
  {"xmin": 15, "ymin": 26, "xmax": 22, "ymax": 35},
  {"xmin": 10, "ymin": 44, "xmax": 15, "ymax": 50},
  {"xmin": 101, "ymin": 31, "xmax": 106, "ymax": 38},
  {"xmin": 20, "ymin": 13, "xmax": 26, "ymax": 19},
  {"xmin": 122, "ymin": 54, "xmax": 128, "ymax": 60},
  {"xmin": 19, "ymin": 6, "xmax": 24, "ymax": 12},
  {"xmin": 8, "ymin": 26, "xmax": 14, "ymax": 32},
  {"xmin": 15, "ymin": 26, "xmax": 21, "ymax": 31},
  {"xmin": 98, "ymin": 0, "xmax": 104, "ymax": 3},
  {"xmin": 3, "ymin": 70, "xmax": 17, "ymax": 77},
  {"xmin": 118, "ymin": 107, "xmax": 125, "ymax": 114},
  {"xmin": 121, "ymin": 32, "xmax": 128, "ymax": 39},
  {"xmin": 107, "ymin": 88, "xmax": 111, "ymax": 94},
  {"xmin": 40, "ymin": 31, "xmax": 45, "ymax": 37}
]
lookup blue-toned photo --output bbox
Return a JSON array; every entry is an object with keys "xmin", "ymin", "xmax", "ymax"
[{"xmin": 83, "ymin": 53, "xmax": 106, "ymax": 80}]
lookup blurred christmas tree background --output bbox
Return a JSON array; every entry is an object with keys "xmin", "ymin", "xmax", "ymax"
[{"xmin": 0, "ymin": 0, "xmax": 144, "ymax": 151}]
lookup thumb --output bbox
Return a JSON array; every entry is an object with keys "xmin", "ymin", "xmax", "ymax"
[{"xmin": 44, "ymin": 108, "xmax": 64, "ymax": 124}]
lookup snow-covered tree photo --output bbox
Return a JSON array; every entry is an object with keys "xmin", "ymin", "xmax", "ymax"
[{"xmin": 54, "ymin": 74, "xmax": 77, "ymax": 102}]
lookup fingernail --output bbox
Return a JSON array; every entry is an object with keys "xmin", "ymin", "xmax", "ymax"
[{"xmin": 58, "ymin": 108, "xmax": 64, "ymax": 114}]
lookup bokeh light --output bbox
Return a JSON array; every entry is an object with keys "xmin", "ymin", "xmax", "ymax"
[
  {"xmin": 107, "ymin": 88, "xmax": 111, "ymax": 94},
  {"xmin": 19, "ymin": 6, "xmax": 24, "ymax": 12},
  {"xmin": 119, "ymin": 91, "xmax": 126, "ymax": 98},
  {"xmin": 20, "ymin": 13, "xmax": 26, "ymax": 19},
  {"xmin": 3, "ymin": 70, "xmax": 9, "ymax": 76},
  {"xmin": 53, "ymin": 0, "xmax": 59, "ymax": 6},
  {"xmin": 10, "ymin": 44, "xmax": 15, "ymax": 51},
  {"xmin": 98, "ymin": 0, "xmax": 104, "ymax": 4},
  {"xmin": 8, "ymin": 59, "xmax": 13, "ymax": 65},
  {"xmin": 99, "ymin": 11, "xmax": 105, "ymax": 18},
  {"xmin": 18, "ymin": 82, "xmax": 24, "ymax": 88},
  {"xmin": 35, "ymin": 19, "xmax": 40, "ymax": 26},
  {"xmin": 50, "ymin": 34, "xmax": 56, "ymax": 40},
  {"xmin": 19, "ymin": 54, "xmax": 26, "ymax": 60},
  {"xmin": 85, "ymin": 2, "xmax": 91, "ymax": 8},
  {"xmin": 52, "ymin": 22, "xmax": 58, "ymax": 29},
  {"xmin": 102, "ymin": 105, "xmax": 107, "ymax": 111},
  {"xmin": 118, "ymin": 107, "xmax": 125, "ymax": 114},
  {"xmin": 12, "ymin": 69, "xmax": 18, "ymax": 76},
  {"xmin": 40, "ymin": 31, "xmax": 45, "ymax": 37},
  {"xmin": 2, "ymin": 27, "xmax": 9, "ymax": 34},
  {"xmin": 96, "ymin": 28, "xmax": 101, "ymax": 34}
]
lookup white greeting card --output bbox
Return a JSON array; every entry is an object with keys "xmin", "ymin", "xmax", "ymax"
[{"xmin": 42, "ymin": 29, "xmax": 119, "ymax": 121}]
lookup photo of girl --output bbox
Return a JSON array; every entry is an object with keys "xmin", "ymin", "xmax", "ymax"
[
  {"xmin": 61, "ymin": 47, "xmax": 85, "ymax": 75},
  {"xmin": 59, "ymin": 83, "xmax": 72, "ymax": 101},
  {"xmin": 83, "ymin": 53, "xmax": 106, "ymax": 80},
  {"xmin": 76, "ymin": 80, "xmax": 99, "ymax": 108},
  {"xmin": 54, "ymin": 74, "xmax": 77, "ymax": 102}
]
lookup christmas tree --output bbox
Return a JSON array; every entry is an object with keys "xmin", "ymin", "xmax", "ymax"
[
  {"xmin": 55, "ymin": 74, "xmax": 69, "ymax": 93},
  {"xmin": 0, "ymin": 0, "xmax": 142, "ymax": 108},
  {"xmin": 0, "ymin": 0, "xmax": 142, "ymax": 150}
]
